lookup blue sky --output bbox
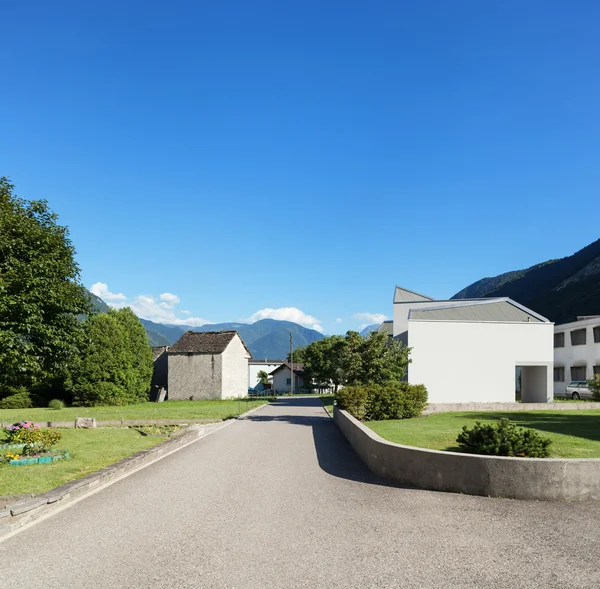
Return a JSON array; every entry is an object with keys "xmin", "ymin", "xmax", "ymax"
[{"xmin": 3, "ymin": 1, "xmax": 599, "ymax": 334}]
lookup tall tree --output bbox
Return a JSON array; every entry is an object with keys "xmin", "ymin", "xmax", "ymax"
[
  {"xmin": 69, "ymin": 308, "xmax": 153, "ymax": 406},
  {"xmin": 114, "ymin": 307, "xmax": 153, "ymax": 403},
  {"xmin": 257, "ymin": 370, "xmax": 269, "ymax": 385},
  {"xmin": 0, "ymin": 178, "xmax": 89, "ymax": 392}
]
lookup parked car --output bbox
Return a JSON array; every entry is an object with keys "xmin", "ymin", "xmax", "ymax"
[{"xmin": 565, "ymin": 381, "xmax": 591, "ymax": 400}]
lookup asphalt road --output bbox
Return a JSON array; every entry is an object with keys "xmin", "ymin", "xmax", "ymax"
[{"xmin": 1, "ymin": 397, "xmax": 599, "ymax": 588}]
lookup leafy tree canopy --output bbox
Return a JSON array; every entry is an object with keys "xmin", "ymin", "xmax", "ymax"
[
  {"xmin": 300, "ymin": 330, "xmax": 411, "ymax": 391},
  {"xmin": 68, "ymin": 308, "xmax": 153, "ymax": 406},
  {"xmin": 0, "ymin": 178, "xmax": 90, "ymax": 391}
]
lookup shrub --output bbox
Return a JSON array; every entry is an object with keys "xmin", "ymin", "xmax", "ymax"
[
  {"xmin": 336, "ymin": 381, "xmax": 428, "ymax": 421},
  {"xmin": 456, "ymin": 418, "xmax": 551, "ymax": 458},
  {"xmin": 589, "ymin": 375, "xmax": 600, "ymax": 402},
  {"xmin": 48, "ymin": 399, "xmax": 65, "ymax": 410},
  {"xmin": 0, "ymin": 387, "xmax": 33, "ymax": 409},
  {"xmin": 4, "ymin": 421, "xmax": 62, "ymax": 455},
  {"xmin": 336, "ymin": 385, "xmax": 370, "ymax": 420}
]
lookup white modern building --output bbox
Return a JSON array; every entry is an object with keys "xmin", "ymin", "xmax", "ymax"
[
  {"xmin": 248, "ymin": 359, "xmax": 283, "ymax": 390},
  {"xmin": 388, "ymin": 286, "xmax": 554, "ymax": 404},
  {"xmin": 553, "ymin": 316, "xmax": 600, "ymax": 395}
]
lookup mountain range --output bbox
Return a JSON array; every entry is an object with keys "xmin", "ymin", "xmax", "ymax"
[
  {"xmin": 138, "ymin": 318, "xmax": 324, "ymax": 358},
  {"xmin": 453, "ymin": 238, "xmax": 600, "ymax": 324},
  {"xmin": 87, "ymin": 290, "xmax": 325, "ymax": 357}
]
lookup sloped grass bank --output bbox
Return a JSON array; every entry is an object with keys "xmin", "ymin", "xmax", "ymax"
[
  {"xmin": 0, "ymin": 428, "xmax": 167, "ymax": 497},
  {"xmin": 367, "ymin": 410, "xmax": 600, "ymax": 458}
]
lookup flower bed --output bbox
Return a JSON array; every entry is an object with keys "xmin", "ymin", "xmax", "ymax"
[
  {"xmin": 8, "ymin": 450, "xmax": 70, "ymax": 466},
  {"xmin": 1, "ymin": 420, "xmax": 67, "ymax": 466}
]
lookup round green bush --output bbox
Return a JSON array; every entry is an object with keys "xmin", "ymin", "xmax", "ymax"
[
  {"xmin": 0, "ymin": 388, "xmax": 33, "ymax": 409},
  {"xmin": 48, "ymin": 399, "xmax": 65, "ymax": 410},
  {"xmin": 456, "ymin": 418, "xmax": 551, "ymax": 458}
]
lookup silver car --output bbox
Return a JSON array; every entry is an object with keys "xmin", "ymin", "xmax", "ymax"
[{"xmin": 565, "ymin": 381, "xmax": 591, "ymax": 400}]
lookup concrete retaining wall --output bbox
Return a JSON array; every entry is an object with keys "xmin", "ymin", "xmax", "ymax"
[
  {"xmin": 334, "ymin": 406, "xmax": 600, "ymax": 501},
  {"xmin": 424, "ymin": 401, "xmax": 600, "ymax": 415}
]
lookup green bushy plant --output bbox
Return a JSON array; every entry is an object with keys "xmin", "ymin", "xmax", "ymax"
[
  {"xmin": 456, "ymin": 418, "xmax": 551, "ymax": 458},
  {"xmin": 335, "ymin": 385, "xmax": 370, "ymax": 420},
  {"xmin": 0, "ymin": 387, "xmax": 33, "ymax": 409},
  {"xmin": 588, "ymin": 375, "xmax": 600, "ymax": 402},
  {"xmin": 48, "ymin": 399, "xmax": 65, "ymax": 410},
  {"xmin": 336, "ymin": 381, "xmax": 428, "ymax": 421}
]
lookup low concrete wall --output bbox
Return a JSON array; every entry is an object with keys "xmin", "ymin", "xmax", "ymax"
[
  {"xmin": 424, "ymin": 402, "xmax": 600, "ymax": 415},
  {"xmin": 334, "ymin": 406, "xmax": 600, "ymax": 501}
]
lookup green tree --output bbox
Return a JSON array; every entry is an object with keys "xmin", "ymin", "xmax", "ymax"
[
  {"xmin": 114, "ymin": 307, "xmax": 153, "ymax": 403},
  {"xmin": 68, "ymin": 308, "xmax": 153, "ymax": 406},
  {"xmin": 257, "ymin": 370, "xmax": 269, "ymax": 385},
  {"xmin": 0, "ymin": 178, "xmax": 90, "ymax": 393},
  {"xmin": 299, "ymin": 330, "xmax": 411, "ymax": 390}
]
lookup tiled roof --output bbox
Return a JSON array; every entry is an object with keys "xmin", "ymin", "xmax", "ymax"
[{"xmin": 169, "ymin": 331, "xmax": 251, "ymax": 356}]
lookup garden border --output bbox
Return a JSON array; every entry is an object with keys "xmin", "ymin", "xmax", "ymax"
[
  {"xmin": 424, "ymin": 401, "xmax": 600, "ymax": 415},
  {"xmin": 334, "ymin": 406, "xmax": 600, "ymax": 502}
]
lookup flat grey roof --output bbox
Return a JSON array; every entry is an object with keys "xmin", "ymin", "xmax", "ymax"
[{"xmin": 409, "ymin": 299, "xmax": 549, "ymax": 323}]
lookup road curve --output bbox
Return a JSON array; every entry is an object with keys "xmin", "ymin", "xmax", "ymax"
[{"xmin": 1, "ymin": 397, "xmax": 599, "ymax": 588}]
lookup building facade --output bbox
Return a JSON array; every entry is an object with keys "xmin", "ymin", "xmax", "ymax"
[
  {"xmin": 387, "ymin": 286, "xmax": 554, "ymax": 404},
  {"xmin": 270, "ymin": 363, "xmax": 305, "ymax": 394},
  {"xmin": 553, "ymin": 316, "xmax": 600, "ymax": 395},
  {"xmin": 168, "ymin": 331, "xmax": 252, "ymax": 400},
  {"xmin": 248, "ymin": 359, "xmax": 284, "ymax": 390}
]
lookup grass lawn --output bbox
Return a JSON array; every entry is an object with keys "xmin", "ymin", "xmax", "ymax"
[
  {"xmin": 320, "ymin": 396, "xmax": 334, "ymax": 416},
  {"xmin": 0, "ymin": 398, "xmax": 270, "ymax": 425},
  {"xmin": 0, "ymin": 428, "xmax": 168, "ymax": 497},
  {"xmin": 367, "ymin": 411, "xmax": 600, "ymax": 458}
]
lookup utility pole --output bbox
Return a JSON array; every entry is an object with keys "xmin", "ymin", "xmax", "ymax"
[{"xmin": 290, "ymin": 332, "xmax": 294, "ymax": 396}]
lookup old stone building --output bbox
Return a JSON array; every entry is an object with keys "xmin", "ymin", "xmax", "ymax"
[{"xmin": 167, "ymin": 331, "xmax": 252, "ymax": 400}]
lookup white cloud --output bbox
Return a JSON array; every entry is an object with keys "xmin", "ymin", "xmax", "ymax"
[
  {"xmin": 90, "ymin": 282, "xmax": 127, "ymax": 303},
  {"xmin": 89, "ymin": 283, "xmax": 210, "ymax": 326},
  {"xmin": 248, "ymin": 307, "xmax": 324, "ymax": 333},
  {"xmin": 353, "ymin": 312, "xmax": 388, "ymax": 325},
  {"xmin": 335, "ymin": 318, "xmax": 343, "ymax": 323},
  {"xmin": 128, "ymin": 294, "xmax": 211, "ymax": 326},
  {"xmin": 159, "ymin": 293, "xmax": 180, "ymax": 309}
]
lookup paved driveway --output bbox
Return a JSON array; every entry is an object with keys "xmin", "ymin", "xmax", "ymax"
[{"xmin": 1, "ymin": 397, "xmax": 599, "ymax": 588}]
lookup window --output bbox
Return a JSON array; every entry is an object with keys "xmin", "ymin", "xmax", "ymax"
[
  {"xmin": 571, "ymin": 366, "xmax": 587, "ymax": 381},
  {"xmin": 286, "ymin": 378, "xmax": 291, "ymax": 385},
  {"xmin": 594, "ymin": 326, "xmax": 600, "ymax": 343},
  {"xmin": 554, "ymin": 333, "xmax": 565, "ymax": 348},
  {"xmin": 594, "ymin": 366, "xmax": 600, "ymax": 376},
  {"xmin": 571, "ymin": 328, "xmax": 587, "ymax": 346},
  {"xmin": 553, "ymin": 367, "xmax": 565, "ymax": 382}
]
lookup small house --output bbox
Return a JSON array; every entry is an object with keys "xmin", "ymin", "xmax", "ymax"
[
  {"xmin": 270, "ymin": 362, "xmax": 305, "ymax": 394},
  {"xmin": 168, "ymin": 331, "xmax": 252, "ymax": 400}
]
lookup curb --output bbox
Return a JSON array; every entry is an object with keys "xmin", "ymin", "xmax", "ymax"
[{"xmin": 0, "ymin": 421, "xmax": 231, "ymax": 542}]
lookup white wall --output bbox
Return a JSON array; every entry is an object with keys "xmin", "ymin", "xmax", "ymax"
[
  {"xmin": 272, "ymin": 367, "xmax": 291, "ymax": 393},
  {"xmin": 408, "ymin": 320, "xmax": 554, "ymax": 404},
  {"xmin": 248, "ymin": 362, "xmax": 282, "ymax": 388},
  {"xmin": 554, "ymin": 318, "xmax": 600, "ymax": 395},
  {"xmin": 221, "ymin": 335, "xmax": 251, "ymax": 399}
]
